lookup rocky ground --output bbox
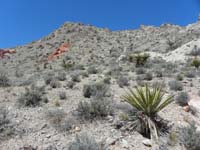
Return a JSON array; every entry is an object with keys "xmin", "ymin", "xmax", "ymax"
[{"xmin": 0, "ymin": 20, "xmax": 200, "ymax": 150}]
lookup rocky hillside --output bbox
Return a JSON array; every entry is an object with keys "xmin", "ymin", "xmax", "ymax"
[{"xmin": 0, "ymin": 20, "xmax": 200, "ymax": 150}]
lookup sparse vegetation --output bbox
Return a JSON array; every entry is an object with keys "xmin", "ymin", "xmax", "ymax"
[
  {"xmin": 175, "ymin": 92, "xmax": 189, "ymax": 106},
  {"xmin": 57, "ymin": 72, "xmax": 66, "ymax": 81},
  {"xmin": 83, "ymin": 82, "xmax": 110, "ymax": 98},
  {"xmin": 77, "ymin": 97, "xmax": 113, "ymax": 120},
  {"xmin": 117, "ymin": 76, "xmax": 129, "ymax": 88},
  {"xmin": 66, "ymin": 81, "xmax": 75, "ymax": 89},
  {"xmin": 59, "ymin": 91, "xmax": 66, "ymax": 100},
  {"xmin": 44, "ymin": 73, "xmax": 54, "ymax": 85},
  {"xmin": 135, "ymin": 67, "xmax": 146, "ymax": 74},
  {"xmin": 0, "ymin": 72, "xmax": 10, "ymax": 87},
  {"xmin": 17, "ymin": 85, "xmax": 47, "ymax": 107},
  {"xmin": 87, "ymin": 66, "xmax": 98, "ymax": 74},
  {"xmin": 180, "ymin": 122, "xmax": 200, "ymax": 150},
  {"xmin": 189, "ymin": 45, "xmax": 200, "ymax": 56},
  {"xmin": 121, "ymin": 84, "xmax": 173, "ymax": 139},
  {"xmin": 0, "ymin": 107, "xmax": 15, "ymax": 141},
  {"xmin": 176, "ymin": 74, "xmax": 184, "ymax": 81},
  {"xmin": 50, "ymin": 79, "xmax": 61, "ymax": 88},
  {"xmin": 68, "ymin": 133, "xmax": 106, "ymax": 150},
  {"xmin": 46, "ymin": 108, "xmax": 75, "ymax": 132},
  {"xmin": 168, "ymin": 80, "xmax": 183, "ymax": 91},
  {"xmin": 71, "ymin": 72, "xmax": 81, "ymax": 82}
]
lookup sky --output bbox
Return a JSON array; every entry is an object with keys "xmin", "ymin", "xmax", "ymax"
[{"xmin": 0, "ymin": 0, "xmax": 200, "ymax": 48}]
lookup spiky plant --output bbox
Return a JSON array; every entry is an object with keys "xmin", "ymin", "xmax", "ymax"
[
  {"xmin": 131, "ymin": 53, "xmax": 150, "ymax": 67},
  {"xmin": 121, "ymin": 84, "xmax": 173, "ymax": 139}
]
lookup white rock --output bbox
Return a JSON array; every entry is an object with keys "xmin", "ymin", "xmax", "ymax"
[
  {"xmin": 121, "ymin": 139, "xmax": 129, "ymax": 148},
  {"xmin": 142, "ymin": 139, "xmax": 152, "ymax": 147}
]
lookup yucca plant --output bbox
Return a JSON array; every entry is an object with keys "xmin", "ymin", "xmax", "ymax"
[
  {"xmin": 121, "ymin": 84, "xmax": 173, "ymax": 139},
  {"xmin": 132, "ymin": 53, "xmax": 150, "ymax": 67}
]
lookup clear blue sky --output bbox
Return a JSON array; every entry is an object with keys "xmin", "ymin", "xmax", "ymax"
[{"xmin": 0, "ymin": 0, "xmax": 200, "ymax": 48}]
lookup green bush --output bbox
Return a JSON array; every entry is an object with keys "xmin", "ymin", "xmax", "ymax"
[
  {"xmin": 176, "ymin": 74, "xmax": 184, "ymax": 81},
  {"xmin": 191, "ymin": 58, "xmax": 200, "ymax": 69},
  {"xmin": 121, "ymin": 84, "xmax": 173, "ymax": 139}
]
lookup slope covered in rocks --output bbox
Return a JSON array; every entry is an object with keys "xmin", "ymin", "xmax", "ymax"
[{"xmin": 0, "ymin": 20, "xmax": 200, "ymax": 150}]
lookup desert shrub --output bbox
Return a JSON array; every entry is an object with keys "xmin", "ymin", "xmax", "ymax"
[
  {"xmin": 191, "ymin": 58, "xmax": 200, "ymax": 69},
  {"xmin": 176, "ymin": 74, "xmax": 184, "ymax": 81},
  {"xmin": 66, "ymin": 81, "xmax": 75, "ymax": 89},
  {"xmin": 144, "ymin": 72, "xmax": 153, "ymax": 81},
  {"xmin": 121, "ymin": 84, "xmax": 173, "ymax": 139},
  {"xmin": 46, "ymin": 108, "xmax": 75, "ymax": 132},
  {"xmin": 77, "ymin": 98, "xmax": 113, "ymax": 120},
  {"xmin": 168, "ymin": 80, "xmax": 183, "ymax": 91},
  {"xmin": 103, "ymin": 77, "xmax": 111, "ymax": 84},
  {"xmin": 83, "ymin": 82, "xmax": 109, "ymax": 98},
  {"xmin": 180, "ymin": 122, "xmax": 200, "ymax": 150},
  {"xmin": 57, "ymin": 72, "xmax": 66, "ymax": 81},
  {"xmin": 44, "ymin": 73, "xmax": 54, "ymax": 85},
  {"xmin": 61, "ymin": 60, "xmax": 74, "ymax": 70},
  {"xmin": 17, "ymin": 85, "xmax": 47, "ymax": 107},
  {"xmin": 0, "ymin": 72, "xmax": 10, "ymax": 87},
  {"xmin": 15, "ymin": 69, "xmax": 23, "ymax": 78},
  {"xmin": 166, "ymin": 38, "xmax": 180, "ymax": 50},
  {"xmin": 0, "ymin": 107, "xmax": 15, "ymax": 140},
  {"xmin": 59, "ymin": 91, "xmax": 66, "ymax": 100},
  {"xmin": 136, "ymin": 76, "xmax": 147, "ymax": 87},
  {"xmin": 175, "ymin": 92, "xmax": 189, "ymax": 106},
  {"xmin": 154, "ymin": 69, "xmax": 163, "ymax": 78},
  {"xmin": 152, "ymin": 81, "xmax": 166, "ymax": 89},
  {"xmin": 87, "ymin": 66, "xmax": 98, "ymax": 74},
  {"xmin": 135, "ymin": 67, "xmax": 146, "ymax": 74},
  {"xmin": 106, "ymin": 64, "xmax": 122, "ymax": 77},
  {"xmin": 80, "ymin": 71, "xmax": 89, "ymax": 78},
  {"xmin": 71, "ymin": 72, "xmax": 81, "ymax": 82},
  {"xmin": 50, "ymin": 79, "xmax": 61, "ymax": 88},
  {"xmin": 129, "ymin": 53, "xmax": 150, "ymax": 67},
  {"xmin": 68, "ymin": 133, "xmax": 106, "ymax": 150},
  {"xmin": 189, "ymin": 46, "xmax": 200, "ymax": 56},
  {"xmin": 117, "ymin": 76, "xmax": 129, "ymax": 88},
  {"xmin": 73, "ymin": 64, "xmax": 85, "ymax": 70},
  {"xmin": 162, "ymin": 62, "xmax": 177, "ymax": 76},
  {"xmin": 185, "ymin": 70, "xmax": 196, "ymax": 78}
]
